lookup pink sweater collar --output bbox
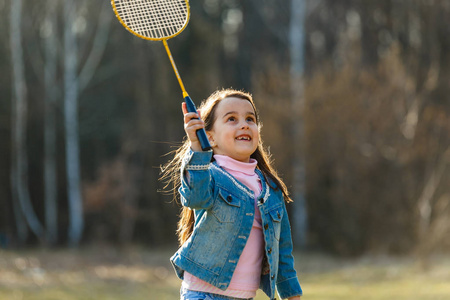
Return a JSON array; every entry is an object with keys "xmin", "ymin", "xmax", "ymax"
[{"xmin": 213, "ymin": 155, "xmax": 257, "ymax": 176}]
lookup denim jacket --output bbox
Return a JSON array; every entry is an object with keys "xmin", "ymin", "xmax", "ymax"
[{"xmin": 170, "ymin": 150, "xmax": 302, "ymax": 299}]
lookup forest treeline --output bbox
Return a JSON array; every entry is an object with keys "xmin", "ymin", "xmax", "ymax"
[{"xmin": 1, "ymin": 0, "xmax": 449, "ymax": 256}]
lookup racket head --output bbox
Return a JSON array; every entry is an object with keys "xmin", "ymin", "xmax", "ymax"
[{"xmin": 111, "ymin": 0, "xmax": 190, "ymax": 41}]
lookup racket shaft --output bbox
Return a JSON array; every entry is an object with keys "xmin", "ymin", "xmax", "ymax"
[{"xmin": 185, "ymin": 96, "xmax": 211, "ymax": 151}]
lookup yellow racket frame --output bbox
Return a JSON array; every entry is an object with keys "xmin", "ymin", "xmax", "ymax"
[{"xmin": 111, "ymin": 0, "xmax": 191, "ymax": 98}]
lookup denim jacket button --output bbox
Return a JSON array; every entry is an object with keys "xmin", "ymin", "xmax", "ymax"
[
  {"xmin": 268, "ymin": 248, "xmax": 272, "ymax": 254},
  {"xmin": 264, "ymin": 223, "xmax": 269, "ymax": 230}
]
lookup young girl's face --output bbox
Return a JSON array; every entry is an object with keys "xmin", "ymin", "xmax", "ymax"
[{"xmin": 207, "ymin": 97, "xmax": 259, "ymax": 163}]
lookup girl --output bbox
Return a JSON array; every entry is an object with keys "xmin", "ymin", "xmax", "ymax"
[{"xmin": 162, "ymin": 89, "xmax": 302, "ymax": 300}]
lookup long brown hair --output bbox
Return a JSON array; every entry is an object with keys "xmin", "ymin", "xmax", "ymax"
[{"xmin": 161, "ymin": 88, "xmax": 292, "ymax": 245}]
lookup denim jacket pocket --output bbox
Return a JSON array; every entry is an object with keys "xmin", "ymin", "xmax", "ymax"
[
  {"xmin": 269, "ymin": 207, "xmax": 283, "ymax": 241},
  {"xmin": 211, "ymin": 189, "xmax": 241, "ymax": 223}
]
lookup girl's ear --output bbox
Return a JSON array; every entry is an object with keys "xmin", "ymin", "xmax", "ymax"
[{"xmin": 207, "ymin": 132, "xmax": 216, "ymax": 147}]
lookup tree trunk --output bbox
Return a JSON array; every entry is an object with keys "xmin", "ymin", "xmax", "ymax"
[
  {"xmin": 44, "ymin": 0, "xmax": 59, "ymax": 246},
  {"xmin": 63, "ymin": 0, "xmax": 112, "ymax": 247},
  {"xmin": 417, "ymin": 147, "xmax": 450, "ymax": 245},
  {"xmin": 289, "ymin": 0, "xmax": 308, "ymax": 248},
  {"xmin": 10, "ymin": 0, "xmax": 45, "ymax": 244},
  {"xmin": 64, "ymin": 0, "xmax": 83, "ymax": 247}
]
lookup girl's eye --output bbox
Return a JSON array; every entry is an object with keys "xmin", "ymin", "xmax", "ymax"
[
  {"xmin": 227, "ymin": 117, "xmax": 236, "ymax": 122},
  {"xmin": 246, "ymin": 117, "xmax": 256, "ymax": 123}
]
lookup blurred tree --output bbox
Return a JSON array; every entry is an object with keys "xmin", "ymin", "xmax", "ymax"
[
  {"xmin": 10, "ymin": 0, "xmax": 46, "ymax": 244},
  {"xmin": 0, "ymin": 1, "xmax": 12, "ymax": 246},
  {"xmin": 43, "ymin": 0, "xmax": 59, "ymax": 246},
  {"xmin": 289, "ymin": 0, "xmax": 308, "ymax": 249},
  {"xmin": 63, "ymin": 0, "xmax": 111, "ymax": 247}
]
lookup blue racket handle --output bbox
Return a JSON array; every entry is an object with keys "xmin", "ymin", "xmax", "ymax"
[{"xmin": 185, "ymin": 96, "xmax": 212, "ymax": 151}]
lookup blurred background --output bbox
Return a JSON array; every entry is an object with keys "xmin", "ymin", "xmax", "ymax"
[
  {"xmin": 1, "ymin": 0, "xmax": 450, "ymax": 298},
  {"xmin": 0, "ymin": 0, "xmax": 450, "ymax": 300}
]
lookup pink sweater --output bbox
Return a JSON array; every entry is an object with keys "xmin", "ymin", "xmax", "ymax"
[{"xmin": 183, "ymin": 155, "xmax": 264, "ymax": 298}]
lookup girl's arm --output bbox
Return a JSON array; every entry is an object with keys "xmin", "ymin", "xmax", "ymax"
[
  {"xmin": 276, "ymin": 201, "xmax": 303, "ymax": 299},
  {"xmin": 179, "ymin": 148, "xmax": 214, "ymax": 210},
  {"xmin": 179, "ymin": 103, "xmax": 215, "ymax": 210}
]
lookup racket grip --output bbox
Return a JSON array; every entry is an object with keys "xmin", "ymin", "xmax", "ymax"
[{"xmin": 184, "ymin": 96, "xmax": 212, "ymax": 151}]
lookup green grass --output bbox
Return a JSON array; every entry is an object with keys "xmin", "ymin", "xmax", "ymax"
[
  {"xmin": 295, "ymin": 253, "xmax": 450, "ymax": 300},
  {"xmin": 0, "ymin": 247, "xmax": 449, "ymax": 299}
]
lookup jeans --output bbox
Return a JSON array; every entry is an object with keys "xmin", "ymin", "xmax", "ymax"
[{"xmin": 180, "ymin": 287, "xmax": 254, "ymax": 300}]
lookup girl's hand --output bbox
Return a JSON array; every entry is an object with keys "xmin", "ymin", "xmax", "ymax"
[
  {"xmin": 288, "ymin": 297, "xmax": 301, "ymax": 300},
  {"xmin": 182, "ymin": 102, "xmax": 205, "ymax": 152}
]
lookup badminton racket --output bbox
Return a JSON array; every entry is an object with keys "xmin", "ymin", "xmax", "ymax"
[{"xmin": 111, "ymin": 0, "xmax": 211, "ymax": 151}]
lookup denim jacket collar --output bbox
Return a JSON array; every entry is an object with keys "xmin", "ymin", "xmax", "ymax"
[{"xmin": 210, "ymin": 161, "xmax": 270, "ymax": 203}]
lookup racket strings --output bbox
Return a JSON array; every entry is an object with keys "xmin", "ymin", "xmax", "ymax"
[{"xmin": 114, "ymin": 0, "xmax": 188, "ymax": 39}]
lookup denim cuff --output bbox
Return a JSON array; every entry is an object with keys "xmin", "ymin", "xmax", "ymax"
[
  {"xmin": 277, "ymin": 276, "xmax": 303, "ymax": 299},
  {"xmin": 181, "ymin": 149, "xmax": 213, "ymax": 172}
]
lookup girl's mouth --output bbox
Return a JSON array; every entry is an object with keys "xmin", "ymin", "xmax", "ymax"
[{"xmin": 236, "ymin": 135, "xmax": 251, "ymax": 141}]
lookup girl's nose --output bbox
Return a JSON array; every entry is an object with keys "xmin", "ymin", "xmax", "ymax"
[{"xmin": 241, "ymin": 123, "xmax": 249, "ymax": 129}]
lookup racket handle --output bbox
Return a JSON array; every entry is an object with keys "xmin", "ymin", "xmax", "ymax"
[{"xmin": 184, "ymin": 96, "xmax": 212, "ymax": 151}]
